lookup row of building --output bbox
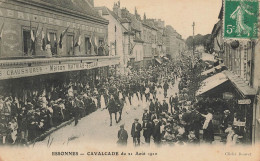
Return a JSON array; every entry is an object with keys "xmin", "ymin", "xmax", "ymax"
[
  {"xmin": 205, "ymin": 3, "xmax": 260, "ymax": 144},
  {"xmin": 94, "ymin": 1, "xmax": 185, "ymax": 73},
  {"xmin": 0, "ymin": 0, "xmax": 184, "ymax": 101}
]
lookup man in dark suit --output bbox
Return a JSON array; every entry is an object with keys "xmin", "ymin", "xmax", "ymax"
[
  {"xmin": 173, "ymin": 93, "xmax": 179, "ymax": 111},
  {"xmin": 142, "ymin": 109, "xmax": 151, "ymax": 122},
  {"xmin": 162, "ymin": 99, "xmax": 169, "ymax": 113},
  {"xmin": 154, "ymin": 98, "xmax": 160, "ymax": 117},
  {"xmin": 163, "ymin": 81, "xmax": 169, "ymax": 98},
  {"xmin": 149, "ymin": 99, "xmax": 155, "ymax": 113},
  {"xmin": 142, "ymin": 119, "xmax": 153, "ymax": 144},
  {"xmin": 131, "ymin": 118, "xmax": 142, "ymax": 146},
  {"xmin": 117, "ymin": 124, "xmax": 128, "ymax": 146},
  {"xmin": 169, "ymin": 94, "xmax": 174, "ymax": 114},
  {"xmin": 152, "ymin": 119, "xmax": 161, "ymax": 145}
]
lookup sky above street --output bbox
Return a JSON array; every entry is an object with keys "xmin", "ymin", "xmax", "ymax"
[{"xmin": 94, "ymin": 0, "xmax": 222, "ymax": 39}]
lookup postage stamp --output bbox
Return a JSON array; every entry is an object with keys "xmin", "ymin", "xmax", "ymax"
[{"xmin": 224, "ymin": 0, "xmax": 259, "ymax": 39}]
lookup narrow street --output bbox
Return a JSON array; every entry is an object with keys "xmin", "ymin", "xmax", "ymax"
[{"xmin": 34, "ymin": 79, "xmax": 180, "ymax": 148}]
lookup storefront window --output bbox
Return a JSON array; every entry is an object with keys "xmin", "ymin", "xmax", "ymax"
[
  {"xmin": 85, "ymin": 37, "xmax": 91, "ymax": 55},
  {"xmin": 98, "ymin": 39, "xmax": 104, "ymax": 56},
  {"xmin": 23, "ymin": 29, "xmax": 35, "ymax": 56},
  {"xmin": 67, "ymin": 34, "xmax": 74, "ymax": 56},
  {"xmin": 47, "ymin": 30, "xmax": 58, "ymax": 56}
]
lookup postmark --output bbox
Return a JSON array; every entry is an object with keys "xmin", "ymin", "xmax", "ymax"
[{"xmin": 224, "ymin": 0, "xmax": 259, "ymax": 39}]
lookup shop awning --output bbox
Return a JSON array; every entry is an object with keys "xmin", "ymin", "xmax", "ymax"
[
  {"xmin": 196, "ymin": 72, "xmax": 228, "ymax": 96},
  {"xmin": 155, "ymin": 58, "xmax": 162, "ymax": 64},
  {"xmin": 201, "ymin": 53, "xmax": 217, "ymax": 62},
  {"xmin": 201, "ymin": 64, "xmax": 225, "ymax": 76},
  {"xmin": 162, "ymin": 56, "xmax": 169, "ymax": 61},
  {"xmin": 223, "ymin": 70, "xmax": 256, "ymax": 96},
  {"xmin": 201, "ymin": 67, "xmax": 216, "ymax": 76}
]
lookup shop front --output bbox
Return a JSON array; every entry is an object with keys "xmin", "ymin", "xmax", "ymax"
[
  {"xmin": 0, "ymin": 56, "xmax": 120, "ymax": 101},
  {"xmin": 196, "ymin": 71, "xmax": 256, "ymax": 144}
]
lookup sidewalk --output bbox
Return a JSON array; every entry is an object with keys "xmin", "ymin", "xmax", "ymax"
[{"xmin": 29, "ymin": 118, "xmax": 74, "ymax": 146}]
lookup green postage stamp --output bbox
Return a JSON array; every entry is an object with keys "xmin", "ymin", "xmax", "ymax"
[{"xmin": 224, "ymin": 0, "xmax": 259, "ymax": 39}]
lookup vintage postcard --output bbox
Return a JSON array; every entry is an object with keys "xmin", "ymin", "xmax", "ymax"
[{"xmin": 0, "ymin": 0, "xmax": 259, "ymax": 161}]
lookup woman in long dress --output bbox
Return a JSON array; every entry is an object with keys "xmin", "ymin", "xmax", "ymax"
[
  {"xmin": 225, "ymin": 124, "xmax": 239, "ymax": 146},
  {"xmin": 157, "ymin": 86, "xmax": 164, "ymax": 104},
  {"xmin": 200, "ymin": 108, "xmax": 214, "ymax": 144},
  {"xmin": 9, "ymin": 118, "xmax": 18, "ymax": 144},
  {"xmin": 137, "ymin": 91, "xmax": 142, "ymax": 107},
  {"xmin": 100, "ymin": 94, "xmax": 106, "ymax": 109},
  {"xmin": 124, "ymin": 96, "xmax": 131, "ymax": 114},
  {"xmin": 132, "ymin": 92, "xmax": 139, "ymax": 108}
]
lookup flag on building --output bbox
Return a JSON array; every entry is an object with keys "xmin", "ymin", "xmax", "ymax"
[
  {"xmin": 30, "ymin": 21, "xmax": 35, "ymax": 54},
  {"xmin": 90, "ymin": 32, "xmax": 96, "ymax": 55},
  {"xmin": 30, "ymin": 21, "xmax": 35, "ymax": 42},
  {"xmin": 41, "ymin": 28, "xmax": 46, "ymax": 51},
  {"xmin": 59, "ymin": 26, "xmax": 70, "ymax": 48},
  {"xmin": 47, "ymin": 32, "xmax": 51, "ymax": 44},
  {"xmin": 0, "ymin": 23, "xmax": 4, "ymax": 40},
  {"xmin": 74, "ymin": 28, "xmax": 81, "ymax": 47},
  {"xmin": 35, "ymin": 23, "xmax": 40, "ymax": 39},
  {"xmin": 103, "ymin": 36, "xmax": 109, "ymax": 55},
  {"xmin": 54, "ymin": 33, "xmax": 57, "ymax": 42}
]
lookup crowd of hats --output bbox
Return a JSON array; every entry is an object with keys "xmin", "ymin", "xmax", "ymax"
[{"xmin": 0, "ymin": 60, "xmax": 180, "ymax": 146}]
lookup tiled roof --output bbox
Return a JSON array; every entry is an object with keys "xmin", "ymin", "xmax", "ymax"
[
  {"xmin": 142, "ymin": 21, "xmax": 157, "ymax": 31},
  {"xmin": 16, "ymin": 0, "xmax": 107, "ymax": 23},
  {"xmin": 95, "ymin": 6, "xmax": 109, "ymax": 15},
  {"xmin": 134, "ymin": 37, "xmax": 144, "ymax": 43},
  {"xmin": 223, "ymin": 70, "xmax": 256, "ymax": 96},
  {"xmin": 120, "ymin": 18, "xmax": 131, "ymax": 23}
]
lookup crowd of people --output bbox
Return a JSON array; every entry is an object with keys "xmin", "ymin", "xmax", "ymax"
[
  {"xmin": 0, "ymin": 59, "xmax": 180, "ymax": 146},
  {"xmin": 117, "ymin": 61, "xmax": 206, "ymax": 147},
  {"xmin": 0, "ymin": 55, "xmax": 244, "ymax": 147},
  {"xmin": 0, "ymin": 80, "xmax": 106, "ymax": 145},
  {"xmin": 117, "ymin": 56, "xmax": 244, "ymax": 147}
]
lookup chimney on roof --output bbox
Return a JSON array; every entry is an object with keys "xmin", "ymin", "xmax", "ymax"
[
  {"xmin": 134, "ymin": 7, "xmax": 141, "ymax": 20},
  {"xmin": 113, "ymin": 1, "xmax": 121, "ymax": 18},
  {"xmin": 143, "ymin": 13, "xmax": 146, "ymax": 21}
]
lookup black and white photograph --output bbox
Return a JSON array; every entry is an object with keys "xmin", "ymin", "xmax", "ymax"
[{"xmin": 0, "ymin": 0, "xmax": 259, "ymax": 161}]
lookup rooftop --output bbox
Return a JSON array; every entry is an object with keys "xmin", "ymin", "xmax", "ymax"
[{"xmin": 16, "ymin": 0, "xmax": 108, "ymax": 24}]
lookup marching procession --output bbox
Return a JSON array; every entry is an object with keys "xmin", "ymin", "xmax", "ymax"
[{"xmin": 0, "ymin": 53, "xmax": 244, "ymax": 147}]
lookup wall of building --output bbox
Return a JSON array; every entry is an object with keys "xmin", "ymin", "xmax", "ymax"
[
  {"xmin": 142, "ymin": 25, "xmax": 154, "ymax": 59},
  {"xmin": 164, "ymin": 25, "xmax": 184, "ymax": 59},
  {"xmin": 100, "ymin": 12, "xmax": 126, "ymax": 74},
  {"xmin": 0, "ymin": 0, "xmax": 107, "ymax": 58}
]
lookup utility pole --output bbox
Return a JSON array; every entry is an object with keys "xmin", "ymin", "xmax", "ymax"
[
  {"xmin": 115, "ymin": 25, "xmax": 117, "ymax": 56},
  {"xmin": 192, "ymin": 22, "xmax": 195, "ymax": 68},
  {"xmin": 128, "ymin": 24, "xmax": 131, "ymax": 68}
]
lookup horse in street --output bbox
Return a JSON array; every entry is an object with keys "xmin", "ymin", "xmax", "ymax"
[{"xmin": 107, "ymin": 96, "xmax": 124, "ymax": 126}]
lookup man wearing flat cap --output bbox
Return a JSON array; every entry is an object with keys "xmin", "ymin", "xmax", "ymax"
[
  {"xmin": 142, "ymin": 108, "xmax": 150, "ymax": 122},
  {"xmin": 117, "ymin": 124, "xmax": 128, "ymax": 146},
  {"xmin": 131, "ymin": 118, "xmax": 142, "ymax": 146},
  {"xmin": 152, "ymin": 119, "xmax": 161, "ymax": 145}
]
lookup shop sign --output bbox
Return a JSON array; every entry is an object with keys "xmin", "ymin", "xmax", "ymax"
[
  {"xmin": 0, "ymin": 60, "xmax": 119, "ymax": 80},
  {"xmin": 238, "ymin": 99, "xmax": 251, "ymax": 105},
  {"xmin": 233, "ymin": 121, "xmax": 246, "ymax": 127},
  {"xmin": 223, "ymin": 92, "xmax": 234, "ymax": 100}
]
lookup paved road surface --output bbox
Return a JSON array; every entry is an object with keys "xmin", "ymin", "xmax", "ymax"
[{"xmin": 33, "ymin": 79, "xmax": 180, "ymax": 148}]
